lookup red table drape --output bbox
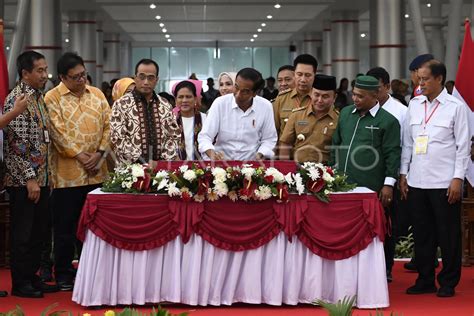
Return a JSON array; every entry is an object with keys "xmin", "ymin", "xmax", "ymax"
[{"xmin": 78, "ymin": 191, "xmax": 386, "ymax": 260}]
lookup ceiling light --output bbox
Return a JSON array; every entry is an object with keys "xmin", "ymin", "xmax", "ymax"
[
  {"xmin": 261, "ymin": 23, "xmax": 266, "ymax": 27},
  {"xmin": 360, "ymin": 33, "xmax": 366, "ymax": 38},
  {"xmin": 250, "ymin": 38, "xmax": 255, "ymax": 42},
  {"xmin": 267, "ymin": 15, "xmax": 273, "ymax": 19},
  {"xmin": 167, "ymin": 39, "xmax": 172, "ymax": 42},
  {"xmin": 162, "ymin": 28, "xmax": 167, "ymax": 33},
  {"xmin": 165, "ymin": 34, "xmax": 170, "ymax": 38},
  {"xmin": 65, "ymin": 38, "xmax": 69, "ymax": 43},
  {"xmin": 155, "ymin": 15, "xmax": 161, "ymax": 20},
  {"xmin": 426, "ymin": 3, "xmax": 431, "ymax": 7},
  {"xmin": 253, "ymin": 34, "xmax": 258, "ymax": 38},
  {"xmin": 6, "ymin": 46, "xmax": 10, "ymax": 50},
  {"xmin": 404, "ymin": 13, "xmax": 410, "ymax": 18},
  {"xmin": 274, "ymin": 3, "xmax": 281, "ymax": 9},
  {"xmin": 150, "ymin": 3, "xmax": 156, "ymax": 9},
  {"xmin": 257, "ymin": 28, "xmax": 262, "ymax": 32},
  {"xmin": 159, "ymin": 23, "xmax": 164, "ymax": 27}
]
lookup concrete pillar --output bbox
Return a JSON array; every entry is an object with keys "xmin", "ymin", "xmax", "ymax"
[
  {"xmin": 331, "ymin": 11, "xmax": 359, "ymax": 81},
  {"xmin": 444, "ymin": 0, "xmax": 463, "ymax": 81},
  {"xmin": 7, "ymin": 0, "xmax": 30, "ymax": 88},
  {"xmin": 322, "ymin": 21, "xmax": 332, "ymax": 75},
  {"xmin": 408, "ymin": 0, "xmax": 429, "ymax": 54},
  {"xmin": 25, "ymin": 0, "xmax": 61, "ymax": 81},
  {"xmin": 95, "ymin": 21, "xmax": 103, "ymax": 87},
  {"xmin": 103, "ymin": 33, "xmax": 120, "ymax": 83},
  {"xmin": 302, "ymin": 32, "xmax": 322, "ymax": 70},
  {"xmin": 69, "ymin": 11, "xmax": 96, "ymax": 84},
  {"xmin": 429, "ymin": 0, "xmax": 444, "ymax": 60},
  {"xmin": 369, "ymin": 0, "xmax": 405, "ymax": 80},
  {"xmin": 120, "ymin": 40, "xmax": 132, "ymax": 77}
]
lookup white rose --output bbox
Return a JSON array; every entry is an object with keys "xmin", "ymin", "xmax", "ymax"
[
  {"xmin": 214, "ymin": 182, "xmax": 229, "ymax": 197},
  {"xmin": 241, "ymin": 167, "xmax": 255, "ymax": 180},
  {"xmin": 297, "ymin": 134, "xmax": 305, "ymax": 141},
  {"xmin": 179, "ymin": 165, "xmax": 189, "ymax": 173},
  {"xmin": 265, "ymin": 167, "xmax": 285, "ymax": 183},
  {"xmin": 183, "ymin": 169, "xmax": 197, "ymax": 182},
  {"xmin": 322, "ymin": 172, "xmax": 334, "ymax": 183},
  {"xmin": 212, "ymin": 167, "xmax": 227, "ymax": 183},
  {"xmin": 254, "ymin": 185, "xmax": 272, "ymax": 200},
  {"xmin": 131, "ymin": 164, "xmax": 145, "ymax": 178}
]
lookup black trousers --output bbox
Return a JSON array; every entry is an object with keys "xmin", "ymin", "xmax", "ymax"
[
  {"xmin": 407, "ymin": 187, "xmax": 462, "ymax": 288},
  {"xmin": 7, "ymin": 186, "xmax": 50, "ymax": 287},
  {"xmin": 52, "ymin": 184, "xmax": 100, "ymax": 281}
]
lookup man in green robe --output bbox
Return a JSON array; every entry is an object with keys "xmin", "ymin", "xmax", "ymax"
[{"xmin": 331, "ymin": 75, "xmax": 401, "ymax": 207}]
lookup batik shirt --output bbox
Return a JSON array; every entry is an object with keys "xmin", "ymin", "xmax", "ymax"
[
  {"xmin": 4, "ymin": 81, "xmax": 50, "ymax": 187},
  {"xmin": 45, "ymin": 83, "xmax": 111, "ymax": 188},
  {"xmin": 110, "ymin": 90, "xmax": 181, "ymax": 165}
]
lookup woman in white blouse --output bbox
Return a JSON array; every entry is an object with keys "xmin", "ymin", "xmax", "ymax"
[{"xmin": 173, "ymin": 80, "xmax": 207, "ymax": 160}]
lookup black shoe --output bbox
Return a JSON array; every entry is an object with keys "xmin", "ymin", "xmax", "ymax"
[
  {"xmin": 437, "ymin": 287, "xmax": 455, "ymax": 297},
  {"xmin": 406, "ymin": 283, "xmax": 437, "ymax": 295},
  {"xmin": 386, "ymin": 271, "xmax": 393, "ymax": 283},
  {"xmin": 32, "ymin": 280, "xmax": 59, "ymax": 293},
  {"xmin": 0, "ymin": 290, "xmax": 7, "ymax": 297},
  {"xmin": 404, "ymin": 259, "xmax": 417, "ymax": 271},
  {"xmin": 11, "ymin": 284, "xmax": 43, "ymax": 298},
  {"xmin": 56, "ymin": 280, "xmax": 74, "ymax": 291},
  {"xmin": 39, "ymin": 267, "xmax": 53, "ymax": 282}
]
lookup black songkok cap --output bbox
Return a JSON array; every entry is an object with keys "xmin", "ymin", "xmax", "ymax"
[
  {"xmin": 409, "ymin": 53, "xmax": 434, "ymax": 71},
  {"xmin": 313, "ymin": 74, "xmax": 337, "ymax": 90}
]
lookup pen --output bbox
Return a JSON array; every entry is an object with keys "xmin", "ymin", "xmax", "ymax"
[{"xmin": 252, "ymin": 119, "xmax": 255, "ymax": 127}]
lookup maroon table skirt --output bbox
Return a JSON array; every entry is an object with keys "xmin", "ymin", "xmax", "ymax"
[{"xmin": 77, "ymin": 191, "xmax": 386, "ymax": 261}]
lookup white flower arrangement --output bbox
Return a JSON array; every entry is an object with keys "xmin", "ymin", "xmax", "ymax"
[
  {"xmin": 264, "ymin": 167, "xmax": 285, "ymax": 183},
  {"xmin": 183, "ymin": 169, "xmax": 197, "ymax": 182}
]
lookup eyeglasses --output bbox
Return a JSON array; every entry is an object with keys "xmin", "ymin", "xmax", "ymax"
[
  {"xmin": 67, "ymin": 71, "xmax": 88, "ymax": 82},
  {"xmin": 136, "ymin": 73, "xmax": 157, "ymax": 81}
]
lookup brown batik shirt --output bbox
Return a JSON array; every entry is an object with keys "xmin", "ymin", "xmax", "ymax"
[{"xmin": 110, "ymin": 90, "xmax": 181, "ymax": 165}]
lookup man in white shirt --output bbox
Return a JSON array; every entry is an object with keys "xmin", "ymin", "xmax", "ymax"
[
  {"xmin": 400, "ymin": 60, "xmax": 470, "ymax": 297},
  {"xmin": 366, "ymin": 67, "xmax": 407, "ymax": 282},
  {"xmin": 198, "ymin": 68, "xmax": 277, "ymax": 160}
]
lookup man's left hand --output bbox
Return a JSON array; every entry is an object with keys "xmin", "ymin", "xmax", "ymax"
[
  {"xmin": 379, "ymin": 185, "xmax": 393, "ymax": 208},
  {"xmin": 84, "ymin": 152, "xmax": 102, "ymax": 170},
  {"xmin": 447, "ymin": 178, "xmax": 463, "ymax": 204}
]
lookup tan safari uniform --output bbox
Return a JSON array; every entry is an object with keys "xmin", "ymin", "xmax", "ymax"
[
  {"xmin": 272, "ymin": 88, "xmax": 312, "ymax": 139},
  {"xmin": 279, "ymin": 104, "xmax": 339, "ymax": 163}
]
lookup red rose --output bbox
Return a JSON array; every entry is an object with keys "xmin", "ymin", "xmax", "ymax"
[{"xmin": 264, "ymin": 175, "xmax": 274, "ymax": 183}]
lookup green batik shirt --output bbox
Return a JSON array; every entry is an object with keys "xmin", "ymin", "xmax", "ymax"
[{"xmin": 330, "ymin": 104, "xmax": 401, "ymax": 192}]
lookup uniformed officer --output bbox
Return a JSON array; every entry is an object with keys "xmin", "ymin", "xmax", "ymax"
[
  {"xmin": 279, "ymin": 74, "xmax": 339, "ymax": 163},
  {"xmin": 273, "ymin": 54, "xmax": 318, "ymax": 141}
]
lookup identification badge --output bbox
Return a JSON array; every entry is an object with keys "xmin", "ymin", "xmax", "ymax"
[
  {"xmin": 297, "ymin": 120, "xmax": 308, "ymax": 126},
  {"xmin": 43, "ymin": 130, "xmax": 50, "ymax": 143},
  {"xmin": 415, "ymin": 135, "xmax": 428, "ymax": 155}
]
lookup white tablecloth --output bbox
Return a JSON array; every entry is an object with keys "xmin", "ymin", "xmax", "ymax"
[{"xmin": 73, "ymin": 230, "xmax": 389, "ymax": 308}]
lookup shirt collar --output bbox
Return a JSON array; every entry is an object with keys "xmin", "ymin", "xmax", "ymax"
[
  {"xmin": 306, "ymin": 105, "xmax": 339, "ymax": 120},
  {"xmin": 58, "ymin": 82, "xmax": 91, "ymax": 96},
  {"xmin": 19, "ymin": 81, "xmax": 42, "ymax": 98},
  {"xmin": 351, "ymin": 103, "xmax": 380, "ymax": 117},
  {"xmin": 418, "ymin": 87, "xmax": 449, "ymax": 105},
  {"xmin": 231, "ymin": 95, "xmax": 255, "ymax": 113}
]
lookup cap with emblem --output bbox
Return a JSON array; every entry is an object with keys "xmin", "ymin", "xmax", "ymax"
[
  {"xmin": 408, "ymin": 53, "xmax": 434, "ymax": 71},
  {"xmin": 354, "ymin": 75, "xmax": 380, "ymax": 91},
  {"xmin": 313, "ymin": 74, "xmax": 337, "ymax": 91}
]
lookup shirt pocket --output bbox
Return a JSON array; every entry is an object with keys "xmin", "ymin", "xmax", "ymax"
[
  {"xmin": 431, "ymin": 119, "xmax": 453, "ymax": 141},
  {"xmin": 409, "ymin": 116, "xmax": 423, "ymax": 137}
]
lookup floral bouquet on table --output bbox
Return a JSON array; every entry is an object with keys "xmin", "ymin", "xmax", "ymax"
[
  {"xmin": 102, "ymin": 162, "xmax": 356, "ymax": 203},
  {"xmin": 291, "ymin": 162, "xmax": 356, "ymax": 202}
]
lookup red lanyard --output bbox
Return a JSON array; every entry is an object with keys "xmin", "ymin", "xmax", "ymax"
[{"xmin": 424, "ymin": 100, "xmax": 440, "ymax": 125}]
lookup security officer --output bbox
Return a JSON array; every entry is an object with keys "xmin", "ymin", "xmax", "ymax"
[
  {"xmin": 273, "ymin": 54, "xmax": 318, "ymax": 141},
  {"xmin": 279, "ymin": 74, "xmax": 338, "ymax": 163}
]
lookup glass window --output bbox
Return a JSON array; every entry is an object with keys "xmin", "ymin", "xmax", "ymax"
[
  {"xmin": 253, "ymin": 47, "xmax": 271, "ymax": 78},
  {"xmin": 213, "ymin": 48, "xmax": 234, "ymax": 78},
  {"xmin": 189, "ymin": 48, "xmax": 212, "ymax": 79},
  {"xmin": 151, "ymin": 47, "xmax": 170, "ymax": 80},
  {"xmin": 170, "ymin": 47, "xmax": 188, "ymax": 79},
  {"xmin": 234, "ymin": 47, "xmax": 252, "ymax": 72},
  {"xmin": 271, "ymin": 47, "xmax": 290, "ymax": 78},
  {"xmin": 131, "ymin": 47, "xmax": 151, "ymax": 75}
]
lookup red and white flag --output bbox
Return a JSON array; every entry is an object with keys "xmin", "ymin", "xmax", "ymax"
[{"xmin": 452, "ymin": 19, "xmax": 474, "ymax": 185}]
